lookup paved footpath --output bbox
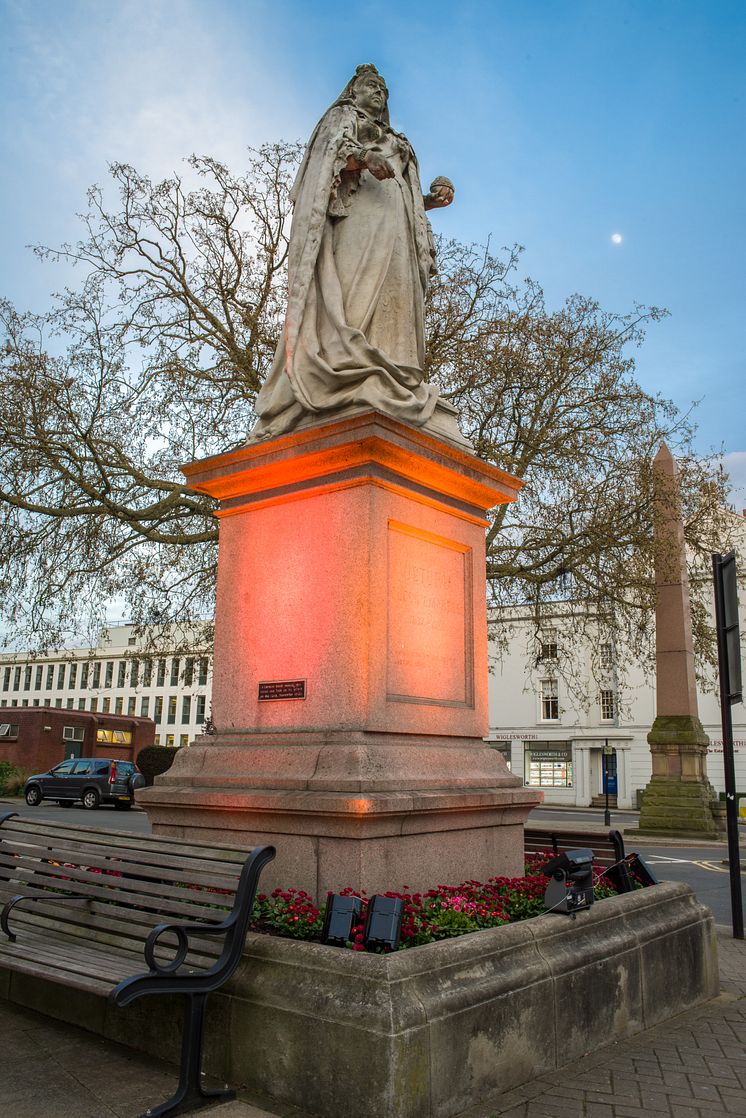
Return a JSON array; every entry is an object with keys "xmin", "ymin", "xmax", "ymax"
[{"xmin": 1, "ymin": 926, "xmax": 744, "ymax": 1118}]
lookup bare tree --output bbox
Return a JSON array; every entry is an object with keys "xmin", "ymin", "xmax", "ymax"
[{"xmin": 0, "ymin": 145, "xmax": 734, "ymax": 660}]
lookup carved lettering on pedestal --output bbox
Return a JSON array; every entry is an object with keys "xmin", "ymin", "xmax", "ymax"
[{"xmin": 386, "ymin": 521, "xmax": 473, "ymax": 707}]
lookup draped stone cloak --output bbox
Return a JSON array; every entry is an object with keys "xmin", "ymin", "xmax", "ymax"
[{"xmin": 251, "ymin": 102, "xmax": 440, "ymax": 439}]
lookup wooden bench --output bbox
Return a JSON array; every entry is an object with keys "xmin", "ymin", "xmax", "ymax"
[
  {"xmin": 524, "ymin": 825, "xmax": 641, "ymax": 892},
  {"xmin": 0, "ymin": 810, "xmax": 275, "ymax": 1118}
]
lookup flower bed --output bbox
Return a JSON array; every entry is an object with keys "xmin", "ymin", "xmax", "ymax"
[{"xmin": 249, "ymin": 849, "xmax": 634, "ymax": 951}]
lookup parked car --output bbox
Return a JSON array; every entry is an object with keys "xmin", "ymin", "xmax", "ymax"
[{"xmin": 24, "ymin": 758, "xmax": 146, "ymax": 811}]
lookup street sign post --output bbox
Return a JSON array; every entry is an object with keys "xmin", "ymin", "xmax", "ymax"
[{"xmin": 712, "ymin": 551, "xmax": 744, "ymax": 939}]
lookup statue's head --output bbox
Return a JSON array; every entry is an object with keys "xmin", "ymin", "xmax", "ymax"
[{"xmin": 335, "ymin": 64, "xmax": 390, "ymax": 125}]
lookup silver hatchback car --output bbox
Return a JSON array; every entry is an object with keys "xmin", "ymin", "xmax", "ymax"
[{"xmin": 24, "ymin": 758, "xmax": 146, "ymax": 811}]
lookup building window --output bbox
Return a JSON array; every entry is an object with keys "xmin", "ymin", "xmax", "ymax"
[
  {"xmin": 170, "ymin": 658, "xmax": 180, "ymax": 686},
  {"xmin": 66, "ymin": 698, "xmax": 74, "ymax": 709},
  {"xmin": 77, "ymin": 698, "xmax": 85, "ymax": 710},
  {"xmin": 128, "ymin": 636, "xmax": 137, "ymax": 647},
  {"xmin": 165, "ymin": 734, "xmax": 175, "ymax": 748},
  {"xmin": 154, "ymin": 733, "xmax": 161, "ymax": 746},
  {"xmin": 2, "ymin": 667, "xmax": 9, "ymax": 691},
  {"xmin": 54, "ymin": 698, "xmax": 62, "ymax": 708},
  {"xmin": 538, "ymin": 630, "xmax": 558, "ymax": 661},
  {"xmin": 81, "ymin": 663, "xmax": 89, "ymax": 689},
  {"xmin": 115, "ymin": 697, "xmax": 123, "ymax": 715},
  {"xmin": 196, "ymin": 695, "xmax": 206, "ymax": 723},
  {"xmin": 140, "ymin": 696, "xmax": 150, "ymax": 717},
  {"xmin": 600, "ymin": 689, "xmax": 616, "ymax": 721},
  {"xmin": 154, "ymin": 696, "xmax": 163, "ymax": 723},
  {"xmin": 92, "ymin": 662, "xmax": 101, "ymax": 688},
  {"xmin": 102, "ymin": 697, "xmax": 111, "ymax": 713},
  {"xmin": 490, "ymin": 743, "xmax": 512, "ymax": 772},
  {"xmin": 181, "ymin": 695, "xmax": 191, "ymax": 723},
  {"xmin": 525, "ymin": 742, "xmax": 573, "ymax": 787},
  {"xmin": 13, "ymin": 667, "xmax": 21, "ymax": 691},
  {"xmin": 0, "ymin": 723, "xmax": 19, "ymax": 739},
  {"xmin": 130, "ymin": 660, "xmax": 139, "ymax": 688},
  {"xmin": 142, "ymin": 659, "xmax": 152, "ymax": 687},
  {"xmin": 105, "ymin": 661, "xmax": 113, "ymax": 687},
  {"xmin": 198, "ymin": 658, "xmax": 208, "ymax": 686},
  {"xmin": 599, "ymin": 642, "xmax": 614, "ymax": 671},
  {"xmin": 23, "ymin": 665, "xmax": 32, "ymax": 690},
  {"xmin": 68, "ymin": 663, "xmax": 77, "ymax": 689},
  {"xmin": 179, "ymin": 734, "xmax": 189, "ymax": 748},
  {"xmin": 45, "ymin": 665, "xmax": 54, "ymax": 690},
  {"xmin": 63, "ymin": 726, "xmax": 85, "ymax": 744},
  {"xmin": 57, "ymin": 663, "xmax": 66, "ymax": 689},
  {"xmin": 90, "ymin": 697, "xmax": 98, "ymax": 712},
  {"xmin": 539, "ymin": 679, "xmax": 559, "ymax": 721},
  {"xmin": 21, "ymin": 699, "xmax": 29, "ymax": 707},
  {"xmin": 167, "ymin": 696, "xmax": 177, "ymax": 724},
  {"xmin": 117, "ymin": 661, "xmax": 126, "ymax": 688},
  {"xmin": 96, "ymin": 728, "xmax": 132, "ymax": 745},
  {"xmin": 184, "ymin": 657, "xmax": 194, "ymax": 686},
  {"xmin": 35, "ymin": 665, "xmax": 43, "ymax": 689},
  {"xmin": 156, "ymin": 660, "xmax": 166, "ymax": 687},
  {"xmin": 127, "ymin": 696, "xmax": 136, "ymax": 716}
]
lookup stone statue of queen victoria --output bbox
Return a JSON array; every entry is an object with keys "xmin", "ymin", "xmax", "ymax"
[{"xmin": 250, "ymin": 64, "xmax": 457, "ymax": 442}]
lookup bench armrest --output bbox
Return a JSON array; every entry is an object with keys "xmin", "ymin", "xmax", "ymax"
[
  {"xmin": 143, "ymin": 917, "xmax": 236, "ymax": 974},
  {"xmin": 1, "ymin": 893, "xmax": 90, "ymax": 943}
]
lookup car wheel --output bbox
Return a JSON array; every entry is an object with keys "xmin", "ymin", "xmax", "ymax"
[
  {"xmin": 58, "ymin": 800, "xmax": 74, "ymax": 808},
  {"xmin": 114, "ymin": 801, "xmax": 132, "ymax": 811},
  {"xmin": 25, "ymin": 786, "xmax": 42, "ymax": 807},
  {"xmin": 81, "ymin": 788, "xmax": 101, "ymax": 810}
]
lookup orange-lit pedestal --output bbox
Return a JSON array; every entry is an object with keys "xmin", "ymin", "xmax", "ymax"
[{"xmin": 140, "ymin": 412, "xmax": 542, "ymax": 894}]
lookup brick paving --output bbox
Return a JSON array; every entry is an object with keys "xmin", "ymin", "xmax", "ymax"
[{"xmin": 0, "ymin": 926, "xmax": 743, "ymax": 1117}]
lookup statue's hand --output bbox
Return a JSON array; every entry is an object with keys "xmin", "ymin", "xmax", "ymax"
[
  {"xmin": 364, "ymin": 151, "xmax": 395, "ymax": 181},
  {"xmin": 424, "ymin": 176, "xmax": 455, "ymax": 210}
]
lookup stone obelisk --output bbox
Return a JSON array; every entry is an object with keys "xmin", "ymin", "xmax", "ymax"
[{"xmin": 637, "ymin": 444, "xmax": 723, "ymax": 838}]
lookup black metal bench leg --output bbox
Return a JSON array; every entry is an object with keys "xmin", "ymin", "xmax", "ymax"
[{"xmin": 141, "ymin": 994, "xmax": 236, "ymax": 1118}]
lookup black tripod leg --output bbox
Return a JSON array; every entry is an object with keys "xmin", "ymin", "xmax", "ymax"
[{"xmin": 140, "ymin": 994, "xmax": 236, "ymax": 1118}]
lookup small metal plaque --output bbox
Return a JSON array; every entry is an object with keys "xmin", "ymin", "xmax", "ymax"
[{"xmin": 258, "ymin": 679, "xmax": 306, "ymax": 702}]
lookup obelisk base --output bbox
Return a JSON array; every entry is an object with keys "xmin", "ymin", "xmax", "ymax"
[{"xmin": 633, "ymin": 716, "xmax": 725, "ymax": 840}]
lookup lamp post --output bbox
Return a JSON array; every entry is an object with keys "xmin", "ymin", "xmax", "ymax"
[{"xmin": 603, "ymin": 740, "xmax": 613, "ymax": 828}]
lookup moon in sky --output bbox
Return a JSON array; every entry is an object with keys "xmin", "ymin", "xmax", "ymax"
[{"xmin": 611, "ymin": 232, "xmax": 623, "ymax": 244}]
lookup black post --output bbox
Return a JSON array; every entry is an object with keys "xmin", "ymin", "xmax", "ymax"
[
  {"xmin": 603, "ymin": 740, "xmax": 611, "ymax": 828},
  {"xmin": 712, "ymin": 552, "xmax": 744, "ymax": 940}
]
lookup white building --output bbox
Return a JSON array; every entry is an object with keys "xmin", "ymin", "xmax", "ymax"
[{"xmin": 0, "ymin": 624, "xmax": 212, "ymax": 751}]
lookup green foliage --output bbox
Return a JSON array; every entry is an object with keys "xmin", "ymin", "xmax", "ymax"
[
  {"xmin": 136, "ymin": 745, "xmax": 181, "ymax": 786},
  {"xmin": 0, "ymin": 761, "xmax": 27, "ymax": 796}
]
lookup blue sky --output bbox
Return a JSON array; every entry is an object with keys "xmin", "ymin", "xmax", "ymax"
[{"xmin": 1, "ymin": 0, "xmax": 744, "ymax": 501}]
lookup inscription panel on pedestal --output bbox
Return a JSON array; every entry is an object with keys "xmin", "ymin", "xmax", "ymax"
[{"xmin": 386, "ymin": 521, "xmax": 474, "ymax": 707}]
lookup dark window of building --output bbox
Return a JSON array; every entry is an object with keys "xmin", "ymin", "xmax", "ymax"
[
  {"xmin": 156, "ymin": 660, "xmax": 166, "ymax": 687},
  {"xmin": 196, "ymin": 695, "xmax": 206, "ymax": 723},
  {"xmin": 184, "ymin": 658, "xmax": 194, "ymax": 686},
  {"xmin": 2, "ymin": 667, "xmax": 10, "ymax": 692},
  {"xmin": 167, "ymin": 696, "xmax": 177, "ymax": 724},
  {"xmin": 102, "ymin": 697, "xmax": 111, "ymax": 713},
  {"xmin": 198, "ymin": 658, "xmax": 208, "ymax": 686},
  {"xmin": 105, "ymin": 661, "xmax": 113, "ymax": 687},
  {"xmin": 127, "ymin": 696, "xmax": 136, "ymax": 716},
  {"xmin": 13, "ymin": 667, "xmax": 21, "ymax": 691},
  {"xmin": 92, "ymin": 662, "xmax": 101, "ymax": 688},
  {"xmin": 142, "ymin": 659, "xmax": 152, "ymax": 687},
  {"xmin": 170, "ymin": 658, "xmax": 179, "ymax": 686},
  {"xmin": 68, "ymin": 663, "xmax": 77, "ymax": 689},
  {"xmin": 34, "ymin": 665, "xmax": 43, "ymax": 689},
  {"xmin": 181, "ymin": 695, "xmax": 191, "ymax": 723},
  {"xmin": 130, "ymin": 660, "xmax": 139, "ymax": 688},
  {"xmin": 117, "ymin": 661, "xmax": 126, "ymax": 688},
  {"xmin": 140, "ymin": 696, "xmax": 150, "ymax": 717},
  {"xmin": 57, "ymin": 663, "xmax": 66, "ymax": 689},
  {"xmin": 45, "ymin": 665, "xmax": 54, "ymax": 690},
  {"xmin": 81, "ymin": 663, "xmax": 89, "ymax": 689},
  {"xmin": 23, "ymin": 665, "xmax": 32, "ymax": 690},
  {"xmin": 115, "ymin": 697, "xmax": 123, "ymax": 715},
  {"xmin": 154, "ymin": 696, "xmax": 163, "ymax": 723}
]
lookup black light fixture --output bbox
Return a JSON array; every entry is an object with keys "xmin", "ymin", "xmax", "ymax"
[
  {"xmin": 543, "ymin": 849, "xmax": 595, "ymax": 916},
  {"xmin": 321, "ymin": 894, "xmax": 363, "ymax": 947},
  {"xmin": 363, "ymin": 895, "xmax": 404, "ymax": 951}
]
